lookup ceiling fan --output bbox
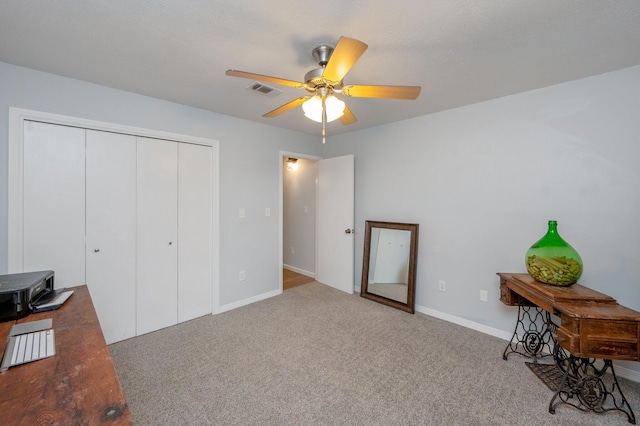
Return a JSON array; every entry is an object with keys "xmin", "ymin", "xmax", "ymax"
[{"xmin": 226, "ymin": 36, "xmax": 421, "ymax": 143}]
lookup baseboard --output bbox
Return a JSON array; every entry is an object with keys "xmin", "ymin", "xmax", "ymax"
[
  {"xmin": 217, "ymin": 289, "xmax": 281, "ymax": 314},
  {"xmin": 415, "ymin": 303, "xmax": 640, "ymax": 383},
  {"xmin": 415, "ymin": 304, "xmax": 513, "ymax": 341},
  {"xmin": 612, "ymin": 364, "xmax": 640, "ymax": 383},
  {"xmin": 283, "ymin": 264, "xmax": 315, "ymax": 279}
]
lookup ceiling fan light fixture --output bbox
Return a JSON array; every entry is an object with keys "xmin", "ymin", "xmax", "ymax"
[{"xmin": 302, "ymin": 95, "xmax": 345, "ymax": 123}]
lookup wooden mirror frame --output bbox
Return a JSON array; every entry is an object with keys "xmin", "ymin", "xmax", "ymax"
[{"xmin": 360, "ymin": 220, "xmax": 419, "ymax": 314}]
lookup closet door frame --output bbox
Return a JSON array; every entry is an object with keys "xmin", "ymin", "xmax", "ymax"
[{"xmin": 8, "ymin": 107, "xmax": 220, "ymax": 314}]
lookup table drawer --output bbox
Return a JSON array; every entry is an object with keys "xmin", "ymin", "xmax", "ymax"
[
  {"xmin": 583, "ymin": 319, "xmax": 638, "ymax": 340},
  {"xmin": 557, "ymin": 328, "xmax": 579, "ymax": 354},
  {"xmin": 560, "ymin": 315, "xmax": 578, "ymax": 334},
  {"xmin": 558, "ymin": 319, "xmax": 639, "ymax": 360}
]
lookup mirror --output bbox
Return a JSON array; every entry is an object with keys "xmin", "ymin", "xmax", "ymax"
[{"xmin": 361, "ymin": 221, "xmax": 419, "ymax": 313}]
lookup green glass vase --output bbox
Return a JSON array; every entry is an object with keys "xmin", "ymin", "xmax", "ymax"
[{"xmin": 525, "ymin": 220, "xmax": 583, "ymax": 286}]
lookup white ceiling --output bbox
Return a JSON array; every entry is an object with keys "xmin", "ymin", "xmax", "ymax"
[{"xmin": 1, "ymin": 1, "xmax": 640, "ymax": 138}]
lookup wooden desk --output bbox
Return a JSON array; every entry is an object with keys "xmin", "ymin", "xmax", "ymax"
[
  {"xmin": 0, "ymin": 285, "xmax": 132, "ymax": 425},
  {"xmin": 498, "ymin": 272, "xmax": 639, "ymax": 424}
]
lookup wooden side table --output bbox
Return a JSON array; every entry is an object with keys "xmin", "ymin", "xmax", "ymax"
[{"xmin": 498, "ymin": 272, "xmax": 639, "ymax": 424}]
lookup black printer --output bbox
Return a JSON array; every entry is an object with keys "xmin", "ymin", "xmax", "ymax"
[{"xmin": 0, "ymin": 271, "xmax": 55, "ymax": 322}]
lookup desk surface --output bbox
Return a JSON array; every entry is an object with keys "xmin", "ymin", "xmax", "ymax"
[{"xmin": 0, "ymin": 285, "xmax": 132, "ymax": 425}]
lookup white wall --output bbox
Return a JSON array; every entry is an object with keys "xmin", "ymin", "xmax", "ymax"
[
  {"xmin": 0, "ymin": 61, "xmax": 322, "ymax": 309},
  {"xmin": 282, "ymin": 157, "xmax": 316, "ymax": 275},
  {"xmin": 324, "ymin": 65, "xmax": 640, "ymax": 376}
]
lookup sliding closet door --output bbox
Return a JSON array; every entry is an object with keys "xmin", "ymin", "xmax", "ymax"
[
  {"xmin": 23, "ymin": 121, "xmax": 86, "ymax": 287},
  {"xmin": 178, "ymin": 143, "xmax": 213, "ymax": 322},
  {"xmin": 86, "ymin": 130, "xmax": 137, "ymax": 344},
  {"xmin": 136, "ymin": 137, "xmax": 178, "ymax": 335},
  {"xmin": 16, "ymin": 113, "xmax": 216, "ymax": 342}
]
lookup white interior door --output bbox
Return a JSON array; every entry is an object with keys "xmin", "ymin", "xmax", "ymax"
[
  {"xmin": 23, "ymin": 121, "xmax": 86, "ymax": 287},
  {"xmin": 86, "ymin": 130, "xmax": 137, "ymax": 344},
  {"xmin": 316, "ymin": 154, "xmax": 355, "ymax": 294},
  {"xmin": 136, "ymin": 137, "xmax": 178, "ymax": 335},
  {"xmin": 178, "ymin": 143, "xmax": 213, "ymax": 322}
]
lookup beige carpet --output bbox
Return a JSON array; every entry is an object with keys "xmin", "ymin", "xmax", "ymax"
[{"xmin": 109, "ymin": 282, "xmax": 640, "ymax": 425}]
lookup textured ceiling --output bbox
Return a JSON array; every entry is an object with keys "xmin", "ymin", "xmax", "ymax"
[{"xmin": 1, "ymin": 1, "xmax": 640, "ymax": 138}]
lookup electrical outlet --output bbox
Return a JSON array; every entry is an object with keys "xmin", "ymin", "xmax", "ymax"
[
  {"xmin": 265, "ymin": 207, "xmax": 271, "ymax": 217},
  {"xmin": 239, "ymin": 270, "xmax": 246, "ymax": 281},
  {"xmin": 480, "ymin": 290, "xmax": 488, "ymax": 302},
  {"xmin": 438, "ymin": 280, "xmax": 446, "ymax": 292},
  {"xmin": 290, "ymin": 247, "xmax": 295, "ymax": 255}
]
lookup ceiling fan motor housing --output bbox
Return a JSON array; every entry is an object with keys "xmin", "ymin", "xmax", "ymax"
[
  {"xmin": 304, "ymin": 68, "xmax": 324, "ymax": 88},
  {"xmin": 312, "ymin": 45, "xmax": 333, "ymax": 66},
  {"xmin": 305, "ymin": 44, "xmax": 344, "ymax": 93}
]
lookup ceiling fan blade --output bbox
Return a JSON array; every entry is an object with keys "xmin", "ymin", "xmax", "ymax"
[
  {"xmin": 337, "ymin": 100, "xmax": 357, "ymax": 126},
  {"xmin": 342, "ymin": 84, "xmax": 421, "ymax": 100},
  {"xmin": 226, "ymin": 69, "xmax": 305, "ymax": 89},
  {"xmin": 263, "ymin": 96, "xmax": 311, "ymax": 118},
  {"xmin": 322, "ymin": 37, "xmax": 368, "ymax": 84}
]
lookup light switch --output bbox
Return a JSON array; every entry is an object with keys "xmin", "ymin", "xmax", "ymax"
[
  {"xmin": 265, "ymin": 207, "xmax": 271, "ymax": 217},
  {"xmin": 239, "ymin": 208, "xmax": 245, "ymax": 218}
]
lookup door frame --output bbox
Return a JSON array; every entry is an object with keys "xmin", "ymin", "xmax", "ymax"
[
  {"xmin": 279, "ymin": 150, "xmax": 322, "ymax": 292},
  {"xmin": 8, "ymin": 107, "xmax": 221, "ymax": 313}
]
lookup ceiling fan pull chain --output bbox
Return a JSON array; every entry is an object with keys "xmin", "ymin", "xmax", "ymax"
[
  {"xmin": 322, "ymin": 120, "xmax": 326, "ymax": 144},
  {"xmin": 322, "ymin": 96, "xmax": 327, "ymax": 144}
]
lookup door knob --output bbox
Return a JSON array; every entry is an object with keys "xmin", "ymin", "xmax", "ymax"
[
  {"xmin": 345, "ymin": 229, "xmax": 354, "ymax": 234},
  {"xmin": 168, "ymin": 241, "xmax": 173, "ymax": 245},
  {"xmin": 94, "ymin": 249, "xmax": 100, "ymax": 253}
]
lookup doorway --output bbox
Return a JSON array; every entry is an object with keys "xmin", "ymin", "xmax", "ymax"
[
  {"xmin": 281, "ymin": 152, "xmax": 319, "ymax": 291},
  {"xmin": 279, "ymin": 151, "xmax": 355, "ymax": 294}
]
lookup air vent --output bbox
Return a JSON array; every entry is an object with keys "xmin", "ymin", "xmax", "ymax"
[{"xmin": 246, "ymin": 82, "xmax": 283, "ymax": 98}]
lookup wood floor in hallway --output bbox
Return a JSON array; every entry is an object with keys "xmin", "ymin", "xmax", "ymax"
[{"xmin": 283, "ymin": 269, "xmax": 315, "ymax": 290}]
